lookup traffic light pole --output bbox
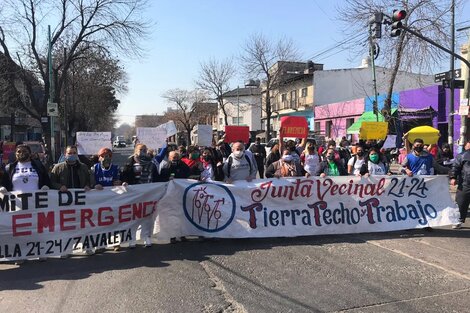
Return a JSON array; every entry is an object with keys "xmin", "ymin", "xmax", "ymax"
[{"xmin": 368, "ymin": 30, "xmax": 379, "ymax": 122}]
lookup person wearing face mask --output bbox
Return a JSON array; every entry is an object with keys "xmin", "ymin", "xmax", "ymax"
[
  {"xmin": 316, "ymin": 148, "xmax": 348, "ymax": 177},
  {"xmin": 265, "ymin": 148, "xmax": 303, "ymax": 178},
  {"xmin": 347, "ymin": 145, "xmax": 367, "ymax": 176},
  {"xmin": 223, "ymin": 141, "xmax": 257, "ymax": 184},
  {"xmin": 181, "ymin": 146, "xmax": 204, "ymax": 179},
  {"xmin": 121, "ymin": 143, "xmax": 153, "ymax": 185},
  {"xmin": 157, "ymin": 151, "xmax": 191, "ymax": 181},
  {"xmin": 90, "ymin": 148, "xmax": 122, "ymax": 189},
  {"xmin": 5, "ymin": 144, "xmax": 49, "ymax": 192},
  {"xmin": 360, "ymin": 147, "xmax": 391, "ymax": 176},
  {"xmin": 401, "ymin": 138, "xmax": 443, "ymax": 176},
  {"xmin": 199, "ymin": 148, "xmax": 217, "ymax": 181},
  {"xmin": 50, "ymin": 145, "xmax": 91, "ymax": 192},
  {"xmin": 249, "ymin": 137, "xmax": 267, "ymax": 179}
]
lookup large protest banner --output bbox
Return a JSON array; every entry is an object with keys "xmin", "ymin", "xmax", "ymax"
[
  {"xmin": 156, "ymin": 176, "xmax": 459, "ymax": 241},
  {"xmin": 0, "ymin": 183, "xmax": 167, "ymax": 261}
]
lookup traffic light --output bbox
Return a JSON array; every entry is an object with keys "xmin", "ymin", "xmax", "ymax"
[
  {"xmin": 390, "ymin": 10, "xmax": 407, "ymax": 37},
  {"xmin": 369, "ymin": 12, "xmax": 383, "ymax": 39}
]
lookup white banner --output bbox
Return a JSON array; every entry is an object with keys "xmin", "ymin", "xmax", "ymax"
[
  {"xmin": 76, "ymin": 132, "xmax": 112, "ymax": 155},
  {"xmin": 156, "ymin": 176, "xmax": 459, "ymax": 241},
  {"xmin": 0, "ymin": 183, "xmax": 167, "ymax": 261},
  {"xmin": 136, "ymin": 127, "xmax": 167, "ymax": 150},
  {"xmin": 0, "ymin": 177, "xmax": 460, "ymax": 261}
]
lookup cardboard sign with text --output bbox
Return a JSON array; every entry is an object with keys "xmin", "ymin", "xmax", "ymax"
[
  {"xmin": 224, "ymin": 126, "xmax": 250, "ymax": 144},
  {"xmin": 279, "ymin": 116, "xmax": 308, "ymax": 139},
  {"xmin": 359, "ymin": 122, "xmax": 388, "ymax": 140}
]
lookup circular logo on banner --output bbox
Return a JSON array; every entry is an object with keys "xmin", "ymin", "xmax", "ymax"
[{"xmin": 183, "ymin": 182, "xmax": 236, "ymax": 233}]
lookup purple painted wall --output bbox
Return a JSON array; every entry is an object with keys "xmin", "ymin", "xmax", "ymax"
[{"xmin": 399, "ymin": 84, "xmax": 461, "ymax": 152}]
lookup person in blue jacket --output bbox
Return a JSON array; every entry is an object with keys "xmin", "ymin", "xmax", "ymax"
[{"xmin": 91, "ymin": 147, "xmax": 122, "ymax": 189}]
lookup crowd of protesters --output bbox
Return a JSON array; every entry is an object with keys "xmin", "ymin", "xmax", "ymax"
[{"xmin": 2, "ymin": 133, "xmax": 469, "ymax": 264}]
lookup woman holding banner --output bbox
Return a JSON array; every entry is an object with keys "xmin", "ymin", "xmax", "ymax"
[
  {"xmin": 316, "ymin": 148, "xmax": 348, "ymax": 177},
  {"xmin": 120, "ymin": 143, "xmax": 154, "ymax": 248},
  {"xmin": 265, "ymin": 148, "xmax": 303, "ymax": 178}
]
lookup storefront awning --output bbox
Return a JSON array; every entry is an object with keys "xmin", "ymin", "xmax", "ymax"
[{"xmin": 347, "ymin": 109, "xmax": 397, "ymax": 135}]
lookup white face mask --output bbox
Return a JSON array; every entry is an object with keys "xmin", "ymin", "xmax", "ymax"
[
  {"xmin": 282, "ymin": 155, "xmax": 293, "ymax": 162},
  {"xmin": 233, "ymin": 150, "xmax": 244, "ymax": 158}
]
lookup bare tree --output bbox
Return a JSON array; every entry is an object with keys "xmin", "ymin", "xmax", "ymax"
[
  {"xmin": 336, "ymin": 0, "xmax": 460, "ymax": 116},
  {"xmin": 240, "ymin": 33, "xmax": 300, "ymax": 141},
  {"xmin": 0, "ymin": 0, "xmax": 150, "ymax": 150},
  {"xmin": 162, "ymin": 88, "xmax": 194, "ymax": 145},
  {"xmin": 196, "ymin": 57, "xmax": 236, "ymax": 126}
]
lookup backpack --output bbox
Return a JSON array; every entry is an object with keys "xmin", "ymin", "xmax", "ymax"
[{"xmin": 226, "ymin": 154, "xmax": 252, "ymax": 178}]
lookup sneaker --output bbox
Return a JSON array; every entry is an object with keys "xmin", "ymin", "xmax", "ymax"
[
  {"xmin": 84, "ymin": 249, "xmax": 95, "ymax": 256},
  {"xmin": 113, "ymin": 245, "xmax": 121, "ymax": 252},
  {"xmin": 452, "ymin": 223, "xmax": 462, "ymax": 229},
  {"xmin": 144, "ymin": 237, "xmax": 152, "ymax": 248}
]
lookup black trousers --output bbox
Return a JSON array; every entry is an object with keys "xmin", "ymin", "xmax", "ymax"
[
  {"xmin": 455, "ymin": 185, "xmax": 470, "ymax": 223},
  {"xmin": 255, "ymin": 158, "xmax": 264, "ymax": 179}
]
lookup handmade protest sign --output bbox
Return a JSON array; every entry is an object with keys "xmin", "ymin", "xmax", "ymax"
[
  {"xmin": 0, "ymin": 183, "xmax": 168, "ymax": 261},
  {"xmin": 136, "ymin": 127, "xmax": 167, "ymax": 150},
  {"xmin": 156, "ymin": 176, "xmax": 458, "ymax": 240},
  {"xmin": 224, "ymin": 126, "xmax": 250, "ymax": 144},
  {"xmin": 359, "ymin": 122, "xmax": 388, "ymax": 140},
  {"xmin": 76, "ymin": 132, "xmax": 111, "ymax": 155},
  {"xmin": 279, "ymin": 116, "xmax": 308, "ymax": 139}
]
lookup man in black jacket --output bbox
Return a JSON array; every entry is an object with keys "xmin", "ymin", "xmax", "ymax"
[
  {"xmin": 449, "ymin": 145, "xmax": 470, "ymax": 229},
  {"xmin": 249, "ymin": 137, "xmax": 267, "ymax": 178}
]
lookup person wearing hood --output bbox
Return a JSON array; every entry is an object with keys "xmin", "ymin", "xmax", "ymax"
[
  {"xmin": 265, "ymin": 148, "xmax": 303, "ymax": 178},
  {"xmin": 223, "ymin": 141, "xmax": 257, "ymax": 184},
  {"xmin": 121, "ymin": 143, "xmax": 153, "ymax": 184},
  {"xmin": 50, "ymin": 145, "xmax": 91, "ymax": 192}
]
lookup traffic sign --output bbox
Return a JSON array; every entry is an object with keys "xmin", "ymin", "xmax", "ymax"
[
  {"xmin": 47, "ymin": 102, "xmax": 58, "ymax": 117},
  {"xmin": 442, "ymin": 79, "xmax": 465, "ymax": 89},
  {"xmin": 434, "ymin": 69, "xmax": 462, "ymax": 83}
]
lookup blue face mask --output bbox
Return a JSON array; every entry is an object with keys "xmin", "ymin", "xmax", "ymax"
[{"xmin": 65, "ymin": 154, "xmax": 79, "ymax": 162}]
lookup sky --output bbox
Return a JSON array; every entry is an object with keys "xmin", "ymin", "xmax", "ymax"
[{"xmin": 116, "ymin": 0, "xmax": 470, "ymax": 126}]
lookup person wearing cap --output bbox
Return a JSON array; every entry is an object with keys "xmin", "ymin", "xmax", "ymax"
[{"xmin": 91, "ymin": 147, "xmax": 122, "ymax": 189}]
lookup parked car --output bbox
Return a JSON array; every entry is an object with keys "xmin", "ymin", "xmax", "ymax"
[
  {"xmin": 113, "ymin": 139, "xmax": 127, "ymax": 148},
  {"xmin": 23, "ymin": 141, "xmax": 48, "ymax": 165}
]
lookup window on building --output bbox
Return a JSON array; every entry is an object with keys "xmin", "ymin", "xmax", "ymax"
[
  {"xmin": 315, "ymin": 122, "xmax": 321, "ymax": 133},
  {"xmin": 290, "ymin": 90, "xmax": 297, "ymax": 109},
  {"xmin": 219, "ymin": 118, "xmax": 223, "ymax": 125},
  {"xmin": 325, "ymin": 120, "xmax": 333, "ymax": 138},
  {"xmin": 281, "ymin": 93, "xmax": 287, "ymax": 102},
  {"xmin": 346, "ymin": 118, "xmax": 355, "ymax": 129},
  {"xmin": 232, "ymin": 117, "xmax": 244, "ymax": 125},
  {"xmin": 301, "ymin": 88, "xmax": 308, "ymax": 97}
]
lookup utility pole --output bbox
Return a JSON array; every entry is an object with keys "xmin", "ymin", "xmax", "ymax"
[
  {"xmin": 237, "ymin": 86, "xmax": 240, "ymax": 126},
  {"xmin": 448, "ymin": 0, "xmax": 455, "ymax": 151},
  {"xmin": 458, "ymin": 26, "xmax": 470, "ymax": 152}
]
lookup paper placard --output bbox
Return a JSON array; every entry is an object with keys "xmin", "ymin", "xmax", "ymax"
[
  {"xmin": 359, "ymin": 122, "xmax": 388, "ymax": 140},
  {"xmin": 76, "ymin": 132, "xmax": 111, "ymax": 155},
  {"xmin": 192, "ymin": 125, "xmax": 213, "ymax": 147},
  {"xmin": 382, "ymin": 135, "xmax": 397, "ymax": 149},
  {"xmin": 136, "ymin": 127, "xmax": 167, "ymax": 150}
]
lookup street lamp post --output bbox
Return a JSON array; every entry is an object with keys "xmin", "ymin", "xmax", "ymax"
[{"xmin": 237, "ymin": 85, "xmax": 240, "ymax": 126}]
